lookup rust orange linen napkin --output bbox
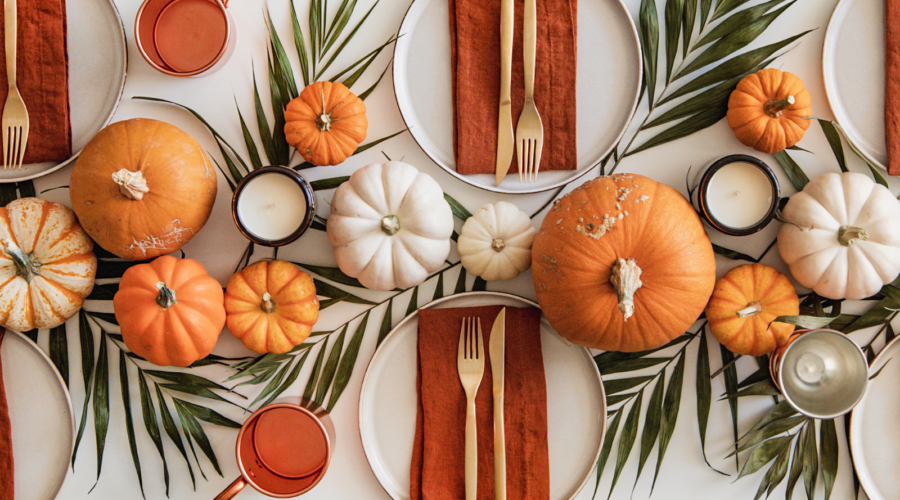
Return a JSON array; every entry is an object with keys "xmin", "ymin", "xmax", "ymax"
[
  {"xmin": 410, "ymin": 306, "xmax": 549, "ymax": 500},
  {"xmin": 0, "ymin": 330, "xmax": 12, "ymax": 500},
  {"xmin": 888, "ymin": 0, "xmax": 900, "ymax": 175},
  {"xmin": 450, "ymin": 0, "xmax": 577, "ymax": 174},
  {"xmin": 0, "ymin": 0, "xmax": 71, "ymax": 164}
]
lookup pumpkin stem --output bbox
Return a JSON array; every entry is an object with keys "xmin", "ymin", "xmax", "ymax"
[
  {"xmin": 316, "ymin": 88, "xmax": 333, "ymax": 132},
  {"xmin": 1, "ymin": 238, "xmax": 39, "ymax": 282},
  {"xmin": 609, "ymin": 257, "xmax": 643, "ymax": 321},
  {"xmin": 736, "ymin": 301, "xmax": 763, "ymax": 318},
  {"xmin": 261, "ymin": 292, "xmax": 276, "ymax": 313},
  {"xmin": 491, "ymin": 238, "xmax": 505, "ymax": 252},
  {"xmin": 381, "ymin": 215, "xmax": 401, "ymax": 236},
  {"xmin": 763, "ymin": 95, "xmax": 795, "ymax": 118},
  {"xmin": 155, "ymin": 281, "xmax": 177, "ymax": 308},
  {"xmin": 112, "ymin": 169, "xmax": 150, "ymax": 200},
  {"xmin": 838, "ymin": 225, "xmax": 869, "ymax": 246}
]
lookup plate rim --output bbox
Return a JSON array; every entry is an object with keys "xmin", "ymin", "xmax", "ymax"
[
  {"xmin": 821, "ymin": 0, "xmax": 886, "ymax": 171},
  {"xmin": 3, "ymin": 0, "xmax": 128, "ymax": 183},
  {"xmin": 357, "ymin": 290, "xmax": 606, "ymax": 500},
  {"xmin": 848, "ymin": 333, "xmax": 900, "ymax": 500},
  {"xmin": 390, "ymin": 0, "xmax": 643, "ymax": 195},
  {"xmin": 3, "ymin": 328, "xmax": 77, "ymax": 499}
]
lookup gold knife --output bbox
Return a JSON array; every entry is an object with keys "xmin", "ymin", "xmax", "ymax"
[
  {"xmin": 494, "ymin": 0, "xmax": 514, "ymax": 186},
  {"xmin": 489, "ymin": 307, "xmax": 507, "ymax": 499}
]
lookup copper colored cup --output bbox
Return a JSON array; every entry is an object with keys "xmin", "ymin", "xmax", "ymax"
[
  {"xmin": 135, "ymin": 0, "xmax": 234, "ymax": 77},
  {"xmin": 215, "ymin": 399, "xmax": 336, "ymax": 499}
]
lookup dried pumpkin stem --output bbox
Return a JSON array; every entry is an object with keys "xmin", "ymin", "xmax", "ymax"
[
  {"xmin": 2, "ymin": 239, "xmax": 39, "ymax": 282},
  {"xmin": 155, "ymin": 281, "xmax": 177, "ymax": 308},
  {"xmin": 736, "ymin": 301, "xmax": 763, "ymax": 318},
  {"xmin": 381, "ymin": 215, "xmax": 401, "ymax": 236},
  {"xmin": 491, "ymin": 238, "xmax": 505, "ymax": 252},
  {"xmin": 261, "ymin": 292, "xmax": 276, "ymax": 313},
  {"xmin": 763, "ymin": 95, "xmax": 795, "ymax": 118},
  {"xmin": 838, "ymin": 225, "xmax": 869, "ymax": 246},
  {"xmin": 609, "ymin": 257, "xmax": 643, "ymax": 321},
  {"xmin": 112, "ymin": 169, "xmax": 150, "ymax": 200}
]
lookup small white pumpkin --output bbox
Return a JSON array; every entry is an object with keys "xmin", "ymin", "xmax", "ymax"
[
  {"xmin": 778, "ymin": 172, "xmax": 900, "ymax": 300},
  {"xmin": 0, "ymin": 198, "xmax": 97, "ymax": 330},
  {"xmin": 327, "ymin": 161, "xmax": 454, "ymax": 291},
  {"xmin": 458, "ymin": 202, "xmax": 536, "ymax": 281}
]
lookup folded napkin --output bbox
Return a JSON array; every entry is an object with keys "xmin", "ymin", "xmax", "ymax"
[
  {"xmin": 0, "ymin": 330, "xmax": 12, "ymax": 500},
  {"xmin": 888, "ymin": 0, "xmax": 900, "ymax": 175},
  {"xmin": 450, "ymin": 0, "xmax": 577, "ymax": 175},
  {"xmin": 0, "ymin": 0, "xmax": 71, "ymax": 165},
  {"xmin": 411, "ymin": 306, "xmax": 549, "ymax": 500}
]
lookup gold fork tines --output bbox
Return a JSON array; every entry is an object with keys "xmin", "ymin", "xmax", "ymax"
[
  {"xmin": 514, "ymin": 0, "xmax": 543, "ymax": 183},
  {"xmin": 457, "ymin": 317, "xmax": 484, "ymax": 500},
  {"xmin": 2, "ymin": 0, "xmax": 30, "ymax": 170}
]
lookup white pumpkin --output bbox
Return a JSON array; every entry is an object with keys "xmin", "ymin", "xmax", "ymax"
[
  {"xmin": 778, "ymin": 172, "xmax": 900, "ymax": 300},
  {"xmin": 0, "ymin": 198, "xmax": 97, "ymax": 330},
  {"xmin": 327, "ymin": 161, "xmax": 454, "ymax": 291},
  {"xmin": 458, "ymin": 202, "xmax": 536, "ymax": 281}
]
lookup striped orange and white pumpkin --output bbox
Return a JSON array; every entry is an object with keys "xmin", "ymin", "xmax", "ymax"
[{"xmin": 0, "ymin": 198, "xmax": 97, "ymax": 331}]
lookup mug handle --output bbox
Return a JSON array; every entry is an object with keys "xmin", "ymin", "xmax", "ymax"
[{"xmin": 214, "ymin": 477, "xmax": 247, "ymax": 500}]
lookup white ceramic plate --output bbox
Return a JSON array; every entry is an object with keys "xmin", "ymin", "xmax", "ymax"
[
  {"xmin": 392, "ymin": 0, "xmax": 642, "ymax": 194},
  {"xmin": 823, "ymin": 0, "xmax": 886, "ymax": 170},
  {"xmin": 2, "ymin": 330, "xmax": 75, "ymax": 499},
  {"xmin": 849, "ymin": 336, "xmax": 900, "ymax": 500},
  {"xmin": 359, "ymin": 292, "xmax": 605, "ymax": 500},
  {"xmin": 0, "ymin": 0, "xmax": 126, "ymax": 182}
]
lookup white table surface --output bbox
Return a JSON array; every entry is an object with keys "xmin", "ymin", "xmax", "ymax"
[{"xmin": 37, "ymin": 0, "xmax": 885, "ymax": 498}]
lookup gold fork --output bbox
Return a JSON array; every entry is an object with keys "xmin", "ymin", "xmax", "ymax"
[
  {"xmin": 457, "ymin": 317, "xmax": 484, "ymax": 500},
  {"xmin": 515, "ymin": 0, "xmax": 543, "ymax": 183},
  {"xmin": 2, "ymin": 0, "xmax": 28, "ymax": 170}
]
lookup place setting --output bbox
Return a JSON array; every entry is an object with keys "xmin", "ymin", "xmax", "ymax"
[{"xmin": 4, "ymin": 0, "xmax": 900, "ymax": 499}]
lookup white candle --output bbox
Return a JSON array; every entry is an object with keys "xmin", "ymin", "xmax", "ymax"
[
  {"xmin": 706, "ymin": 162, "xmax": 774, "ymax": 229},
  {"xmin": 237, "ymin": 173, "xmax": 309, "ymax": 241}
]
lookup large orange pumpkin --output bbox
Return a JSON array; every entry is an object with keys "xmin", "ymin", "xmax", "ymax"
[
  {"xmin": 532, "ymin": 174, "xmax": 716, "ymax": 352},
  {"xmin": 726, "ymin": 68, "xmax": 812, "ymax": 154},
  {"xmin": 706, "ymin": 264, "xmax": 799, "ymax": 356},
  {"xmin": 224, "ymin": 260, "xmax": 319, "ymax": 354},
  {"xmin": 284, "ymin": 81, "xmax": 367, "ymax": 166},
  {"xmin": 69, "ymin": 118, "xmax": 217, "ymax": 261},
  {"xmin": 114, "ymin": 256, "xmax": 225, "ymax": 367}
]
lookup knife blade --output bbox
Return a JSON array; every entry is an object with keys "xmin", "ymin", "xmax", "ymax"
[
  {"xmin": 494, "ymin": 0, "xmax": 514, "ymax": 186},
  {"xmin": 489, "ymin": 307, "xmax": 507, "ymax": 500}
]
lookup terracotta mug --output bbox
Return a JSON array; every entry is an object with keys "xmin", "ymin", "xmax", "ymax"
[
  {"xmin": 215, "ymin": 398, "xmax": 336, "ymax": 499},
  {"xmin": 135, "ymin": 0, "xmax": 236, "ymax": 77}
]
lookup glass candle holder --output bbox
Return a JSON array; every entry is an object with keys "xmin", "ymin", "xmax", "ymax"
[
  {"xmin": 769, "ymin": 329, "xmax": 868, "ymax": 419},
  {"xmin": 693, "ymin": 155, "xmax": 781, "ymax": 236},
  {"xmin": 231, "ymin": 166, "xmax": 316, "ymax": 247}
]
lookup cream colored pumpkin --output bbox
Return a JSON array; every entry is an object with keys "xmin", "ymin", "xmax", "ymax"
[
  {"xmin": 0, "ymin": 198, "xmax": 97, "ymax": 330},
  {"xmin": 327, "ymin": 161, "xmax": 454, "ymax": 291},
  {"xmin": 778, "ymin": 172, "xmax": 900, "ymax": 300},
  {"xmin": 458, "ymin": 202, "xmax": 536, "ymax": 281}
]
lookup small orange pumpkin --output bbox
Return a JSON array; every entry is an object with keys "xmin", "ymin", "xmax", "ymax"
[
  {"xmin": 113, "ymin": 256, "xmax": 225, "ymax": 367},
  {"xmin": 706, "ymin": 263, "xmax": 800, "ymax": 356},
  {"xmin": 531, "ymin": 174, "xmax": 716, "ymax": 353},
  {"xmin": 224, "ymin": 260, "xmax": 319, "ymax": 354},
  {"xmin": 284, "ymin": 81, "xmax": 367, "ymax": 166},
  {"xmin": 726, "ymin": 68, "xmax": 812, "ymax": 154}
]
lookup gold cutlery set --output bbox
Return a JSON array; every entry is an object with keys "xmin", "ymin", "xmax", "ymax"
[
  {"xmin": 457, "ymin": 308, "xmax": 507, "ymax": 500},
  {"xmin": 2, "ymin": 0, "xmax": 28, "ymax": 170},
  {"xmin": 495, "ymin": 0, "xmax": 543, "ymax": 186}
]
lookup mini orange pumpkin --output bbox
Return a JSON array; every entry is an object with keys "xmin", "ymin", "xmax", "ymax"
[
  {"xmin": 706, "ymin": 263, "xmax": 799, "ymax": 356},
  {"xmin": 70, "ymin": 118, "xmax": 217, "ymax": 261},
  {"xmin": 531, "ymin": 174, "xmax": 716, "ymax": 352},
  {"xmin": 114, "ymin": 256, "xmax": 225, "ymax": 367},
  {"xmin": 224, "ymin": 260, "xmax": 319, "ymax": 354},
  {"xmin": 726, "ymin": 68, "xmax": 812, "ymax": 154},
  {"xmin": 284, "ymin": 81, "xmax": 367, "ymax": 166}
]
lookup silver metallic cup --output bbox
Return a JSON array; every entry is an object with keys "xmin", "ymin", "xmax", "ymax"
[{"xmin": 770, "ymin": 329, "xmax": 868, "ymax": 419}]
